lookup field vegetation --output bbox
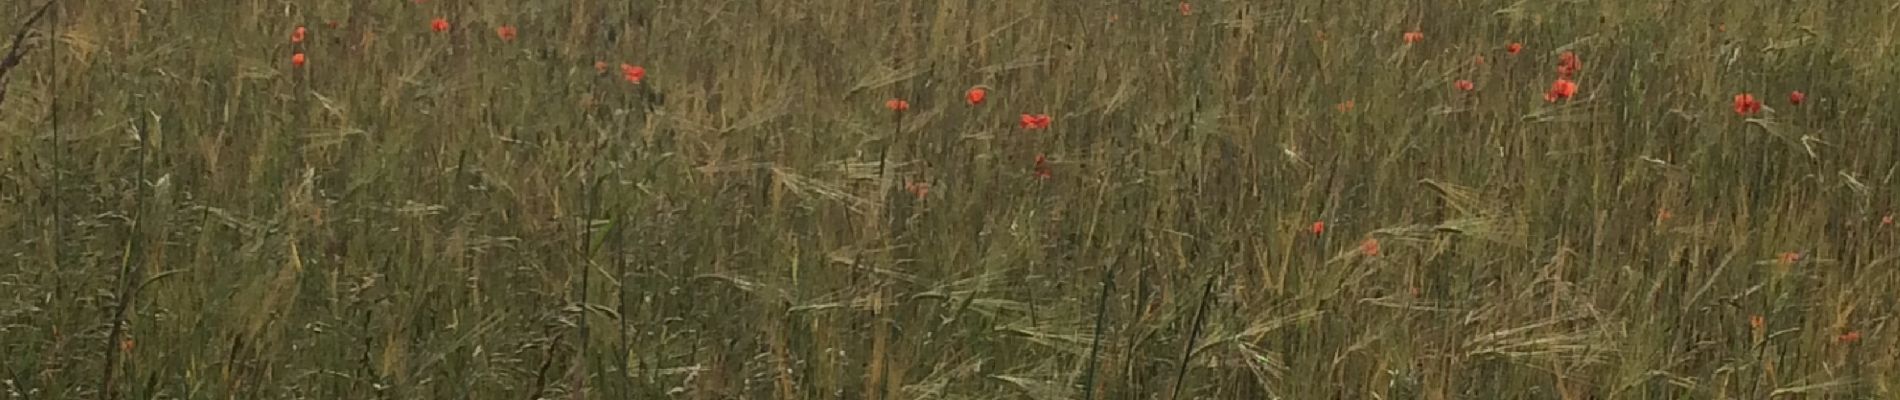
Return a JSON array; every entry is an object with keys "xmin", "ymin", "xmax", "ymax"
[{"xmin": 2, "ymin": 0, "xmax": 1897, "ymax": 398}]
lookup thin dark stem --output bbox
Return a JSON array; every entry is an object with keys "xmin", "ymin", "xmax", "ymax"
[
  {"xmin": 571, "ymin": 162, "xmax": 603, "ymax": 400},
  {"xmin": 1167, "ymin": 275, "xmax": 1218, "ymax": 400},
  {"xmin": 877, "ymin": 109, "xmax": 900, "ymax": 226},
  {"xmin": 1080, "ymin": 261, "xmax": 1117, "ymax": 400},
  {"xmin": 854, "ymin": 104, "xmax": 901, "ymax": 281},
  {"xmin": 0, "ymin": 0, "xmax": 57, "ymax": 111},
  {"xmin": 47, "ymin": 0, "xmax": 66, "ymax": 344},
  {"xmin": 614, "ymin": 199, "xmax": 632, "ymax": 396},
  {"xmin": 0, "ymin": 1, "xmax": 55, "ymax": 72},
  {"xmin": 100, "ymin": 96, "xmax": 150, "ymax": 400}
]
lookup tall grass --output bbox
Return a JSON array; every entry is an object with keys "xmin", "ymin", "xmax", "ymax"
[{"xmin": 3, "ymin": 0, "xmax": 1897, "ymax": 398}]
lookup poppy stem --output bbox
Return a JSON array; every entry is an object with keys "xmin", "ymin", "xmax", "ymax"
[
  {"xmin": 100, "ymin": 91, "xmax": 152, "ymax": 400},
  {"xmin": 876, "ymin": 110, "xmax": 900, "ymax": 223},
  {"xmin": 1080, "ymin": 260, "xmax": 1118, "ymax": 400},
  {"xmin": 1167, "ymin": 275, "xmax": 1219, "ymax": 400}
]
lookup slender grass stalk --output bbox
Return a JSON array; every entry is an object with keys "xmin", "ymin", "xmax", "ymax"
[
  {"xmin": 1080, "ymin": 261, "xmax": 1117, "ymax": 400},
  {"xmin": 1167, "ymin": 275, "xmax": 1218, "ymax": 400},
  {"xmin": 100, "ymin": 97, "xmax": 150, "ymax": 400}
]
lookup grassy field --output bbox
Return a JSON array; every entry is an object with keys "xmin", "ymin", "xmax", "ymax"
[{"xmin": 3, "ymin": 0, "xmax": 1899, "ymax": 398}]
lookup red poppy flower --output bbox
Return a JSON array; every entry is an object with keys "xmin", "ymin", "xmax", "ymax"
[
  {"xmin": 1019, "ymin": 113, "xmax": 1052, "ymax": 130},
  {"xmin": 1557, "ymin": 51, "xmax": 1581, "ymax": 78},
  {"xmin": 431, "ymin": 18, "xmax": 450, "ymax": 33},
  {"xmin": 1178, "ymin": 2, "xmax": 1192, "ymax": 16},
  {"xmin": 291, "ymin": 53, "xmax": 306, "ymax": 68},
  {"xmin": 291, "ymin": 26, "xmax": 306, "ymax": 44},
  {"xmin": 1656, "ymin": 208, "xmax": 1673, "ymax": 224},
  {"xmin": 1838, "ymin": 330, "xmax": 1862, "ymax": 344},
  {"xmin": 1544, "ymin": 78, "xmax": 1578, "ymax": 102},
  {"xmin": 594, "ymin": 61, "xmax": 608, "ymax": 74},
  {"xmin": 1788, "ymin": 90, "xmax": 1805, "ymax": 105},
  {"xmin": 1748, "ymin": 315, "xmax": 1764, "ymax": 330},
  {"xmin": 1455, "ymin": 79, "xmax": 1475, "ymax": 92},
  {"xmin": 1506, "ymin": 42, "xmax": 1522, "ymax": 55},
  {"xmin": 1473, "ymin": 55, "xmax": 1486, "ymax": 66},
  {"xmin": 1402, "ymin": 31, "xmax": 1424, "ymax": 44},
  {"xmin": 620, "ymin": 64, "xmax": 645, "ymax": 84},
  {"xmin": 885, "ymin": 99, "xmax": 910, "ymax": 112},
  {"xmin": 1360, "ymin": 238, "xmax": 1381, "ymax": 256},
  {"xmin": 1733, "ymin": 93, "xmax": 1762, "ymax": 115},
  {"xmin": 1777, "ymin": 251, "xmax": 1801, "ymax": 265},
  {"xmin": 1336, "ymin": 100, "xmax": 1355, "ymax": 113},
  {"xmin": 496, "ymin": 25, "xmax": 517, "ymax": 41},
  {"xmin": 1033, "ymin": 153, "xmax": 1053, "ymax": 180},
  {"xmin": 905, "ymin": 180, "xmax": 930, "ymax": 200},
  {"xmin": 1884, "ymin": 213, "xmax": 1894, "ymax": 226},
  {"xmin": 1310, "ymin": 221, "xmax": 1325, "ymax": 235},
  {"xmin": 965, "ymin": 87, "xmax": 986, "ymax": 105}
]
